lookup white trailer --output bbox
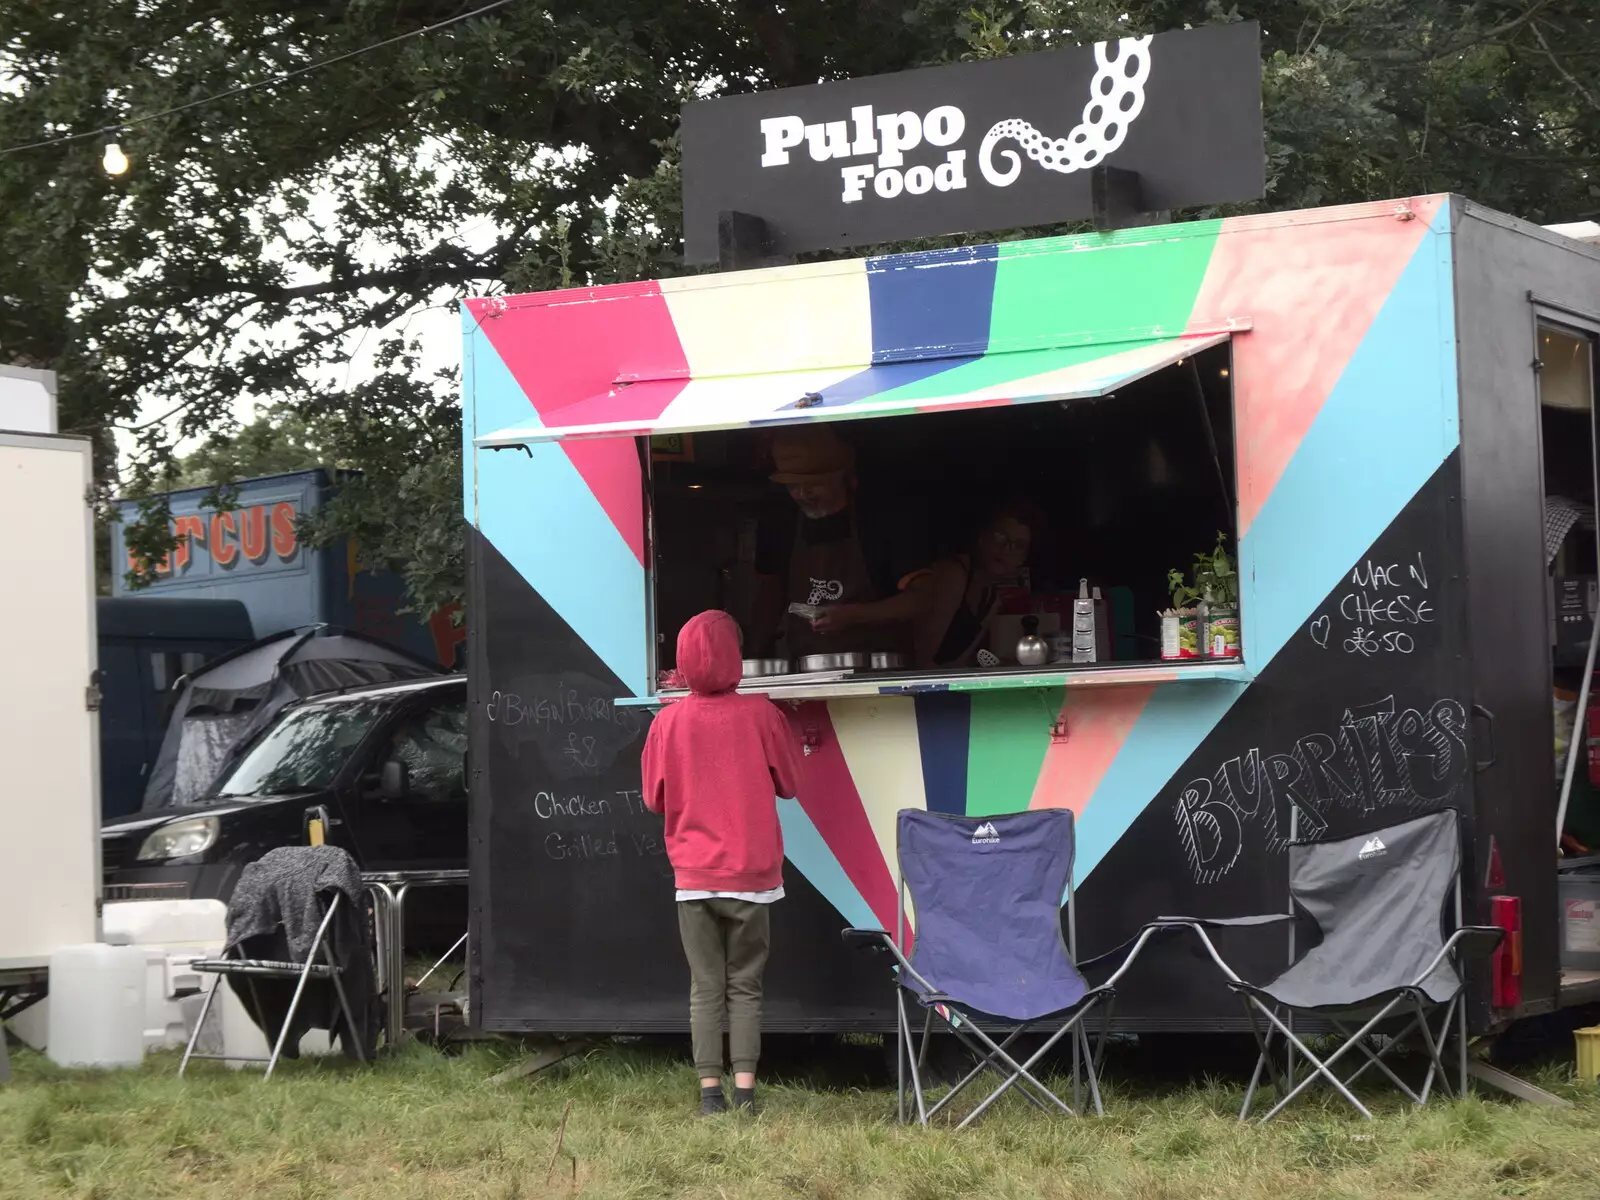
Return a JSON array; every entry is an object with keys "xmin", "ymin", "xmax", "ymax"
[{"xmin": 0, "ymin": 426, "xmax": 101, "ymax": 1080}]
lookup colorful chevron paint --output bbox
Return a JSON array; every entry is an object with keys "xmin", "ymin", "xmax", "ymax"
[{"xmin": 463, "ymin": 194, "xmax": 1459, "ymax": 934}]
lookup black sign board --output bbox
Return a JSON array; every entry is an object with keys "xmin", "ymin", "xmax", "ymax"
[{"xmin": 681, "ymin": 22, "xmax": 1263, "ymax": 263}]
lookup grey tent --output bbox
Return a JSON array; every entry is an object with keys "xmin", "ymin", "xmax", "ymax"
[{"xmin": 141, "ymin": 625, "xmax": 439, "ymax": 811}]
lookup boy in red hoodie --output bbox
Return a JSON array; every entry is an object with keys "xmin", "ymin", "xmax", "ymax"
[{"xmin": 642, "ymin": 610, "xmax": 802, "ymax": 1115}]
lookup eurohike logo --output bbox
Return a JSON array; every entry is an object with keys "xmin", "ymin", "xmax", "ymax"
[
  {"xmin": 971, "ymin": 822, "xmax": 1001, "ymax": 845},
  {"xmin": 757, "ymin": 36, "xmax": 1153, "ymax": 206},
  {"xmin": 1358, "ymin": 836, "xmax": 1388, "ymax": 861}
]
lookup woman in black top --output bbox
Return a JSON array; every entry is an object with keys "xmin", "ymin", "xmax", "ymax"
[{"xmin": 813, "ymin": 501, "xmax": 1038, "ymax": 669}]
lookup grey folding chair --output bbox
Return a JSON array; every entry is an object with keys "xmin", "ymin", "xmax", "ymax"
[
  {"xmin": 179, "ymin": 845, "xmax": 376, "ymax": 1078},
  {"xmin": 844, "ymin": 809, "xmax": 1163, "ymax": 1128},
  {"xmin": 1153, "ymin": 808, "xmax": 1502, "ymax": 1122},
  {"xmin": 180, "ymin": 889, "xmax": 365, "ymax": 1079}
]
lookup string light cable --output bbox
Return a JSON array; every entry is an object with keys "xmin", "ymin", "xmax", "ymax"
[{"xmin": 0, "ymin": 0, "xmax": 516, "ymax": 159}]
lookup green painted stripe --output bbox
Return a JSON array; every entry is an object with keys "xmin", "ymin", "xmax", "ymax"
[
  {"xmin": 991, "ymin": 220, "xmax": 1224, "ymax": 351},
  {"xmin": 963, "ymin": 687, "xmax": 1064, "ymax": 817},
  {"xmin": 860, "ymin": 220, "xmax": 1223, "ymax": 406}
]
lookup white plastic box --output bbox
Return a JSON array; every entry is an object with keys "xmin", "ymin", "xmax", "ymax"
[
  {"xmin": 45, "ymin": 943, "xmax": 145, "ymax": 1069},
  {"xmin": 103, "ymin": 900, "xmax": 229, "ymax": 1050}
]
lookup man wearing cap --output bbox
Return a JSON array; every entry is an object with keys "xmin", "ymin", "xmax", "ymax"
[{"xmin": 752, "ymin": 424, "xmax": 926, "ymax": 660}]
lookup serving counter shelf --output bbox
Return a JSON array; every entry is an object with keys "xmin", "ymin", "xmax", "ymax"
[{"xmin": 616, "ymin": 658, "xmax": 1252, "ymax": 708}]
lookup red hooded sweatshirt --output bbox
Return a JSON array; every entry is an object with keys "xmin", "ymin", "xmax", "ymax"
[{"xmin": 642, "ymin": 611, "xmax": 801, "ymax": 892}]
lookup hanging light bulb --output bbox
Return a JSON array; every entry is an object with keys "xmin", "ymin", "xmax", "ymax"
[{"xmin": 102, "ymin": 142, "xmax": 129, "ymax": 175}]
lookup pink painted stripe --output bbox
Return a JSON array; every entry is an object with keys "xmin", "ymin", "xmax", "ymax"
[
  {"xmin": 473, "ymin": 282, "xmax": 691, "ymax": 564},
  {"xmin": 1030, "ymin": 686, "xmax": 1155, "ymax": 815},
  {"xmin": 1188, "ymin": 195, "xmax": 1442, "ymax": 538},
  {"xmin": 786, "ymin": 701, "xmax": 902, "ymax": 936}
]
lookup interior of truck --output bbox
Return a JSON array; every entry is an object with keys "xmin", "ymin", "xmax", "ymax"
[{"xmin": 646, "ymin": 341, "xmax": 1238, "ymax": 687}]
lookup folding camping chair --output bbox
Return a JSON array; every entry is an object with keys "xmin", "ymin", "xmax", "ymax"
[
  {"xmin": 844, "ymin": 809, "xmax": 1162, "ymax": 1128},
  {"xmin": 180, "ymin": 847, "xmax": 375, "ymax": 1079},
  {"xmin": 1154, "ymin": 808, "xmax": 1502, "ymax": 1123}
]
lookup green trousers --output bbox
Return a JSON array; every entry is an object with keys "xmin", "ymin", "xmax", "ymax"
[{"xmin": 677, "ymin": 898, "xmax": 772, "ymax": 1077}]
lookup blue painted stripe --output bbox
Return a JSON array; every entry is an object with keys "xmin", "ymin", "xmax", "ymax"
[
  {"xmin": 772, "ymin": 355, "xmax": 982, "ymax": 413},
  {"xmin": 779, "ymin": 797, "xmax": 882, "ymax": 930},
  {"xmin": 467, "ymin": 329, "xmax": 650, "ymax": 695},
  {"xmin": 913, "ymin": 693, "xmax": 972, "ymax": 814},
  {"xmin": 866, "ymin": 244, "xmax": 998, "ymax": 363},
  {"xmin": 1241, "ymin": 201, "xmax": 1458, "ymax": 669}
]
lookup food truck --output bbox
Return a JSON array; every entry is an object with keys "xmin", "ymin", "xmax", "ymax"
[{"xmin": 459, "ymin": 191, "xmax": 1600, "ymax": 1037}]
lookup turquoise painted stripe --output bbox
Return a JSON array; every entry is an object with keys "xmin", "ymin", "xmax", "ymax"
[
  {"xmin": 468, "ymin": 329, "xmax": 650, "ymax": 695},
  {"xmin": 779, "ymin": 798, "xmax": 882, "ymax": 931},
  {"xmin": 1078, "ymin": 682, "xmax": 1246, "ymax": 881},
  {"xmin": 462, "ymin": 311, "xmax": 481, "ymax": 522},
  {"xmin": 1240, "ymin": 201, "xmax": 1458, "ymax": 669}
]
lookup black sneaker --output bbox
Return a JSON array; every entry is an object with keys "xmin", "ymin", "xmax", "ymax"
[
  {"xmin": 732, "ymin": 1087, "xmax": 757, "ymax": 1114},
  {"xmin": 699, "ymin": 1086, "xmax": 729, "ymax": 1116}
]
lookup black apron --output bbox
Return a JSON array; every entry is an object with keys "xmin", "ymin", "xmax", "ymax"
[{"xmin": 784, "ymin": 513, "xmax": 908, "ymax": 659}]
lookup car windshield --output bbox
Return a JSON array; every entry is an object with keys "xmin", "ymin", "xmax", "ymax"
[{"xmin": 214, "ymin": 700, "xmax": 387, "ymax": 798}]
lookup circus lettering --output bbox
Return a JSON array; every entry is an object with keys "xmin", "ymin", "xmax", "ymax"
[
  {"xmin": 127, "ymin": 499, "xmax": 300, "ymax": 576},
  {"xmin": 1174, "ymin": 696, "xmax": 1468, "ymax": 884}
]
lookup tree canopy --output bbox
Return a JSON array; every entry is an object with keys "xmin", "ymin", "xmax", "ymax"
[{"xmin": 2, "ymin": 1, "xmax": 1595, "ymax": 614}]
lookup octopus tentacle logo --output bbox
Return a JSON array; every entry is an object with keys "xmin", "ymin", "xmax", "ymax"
[{"xmin": 980, "ymin": 36, "xmax": 1153, "ymax": 187}]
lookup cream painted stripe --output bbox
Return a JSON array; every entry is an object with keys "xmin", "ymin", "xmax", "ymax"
[
  {"xmin": 654, "ymin": 366, "xmax": 868, "ymax": 428},
  {"xmin": 827, "ymin": 696, "xmax": 927, "ymax": 914},
  {"xmin": 660, "ymin": 260, "xmax": 872, "ymax": 379}
]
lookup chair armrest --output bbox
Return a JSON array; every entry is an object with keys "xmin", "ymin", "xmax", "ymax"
[
  {"xmin": 1451, "ymin": 926, "xmax": 1505, "ymax": 962},
  {"xmin": 841, "ymin": 927, "xmax": 893, "ymax": 953},
  {"xmin": 1151, "ymin": 913, "xmax": 1295, "ymax": 929}
]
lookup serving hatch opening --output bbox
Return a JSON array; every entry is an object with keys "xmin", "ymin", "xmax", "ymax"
[{"xmin": 644, "ymin": 337, "xmax": 1240, "ymax": 698}]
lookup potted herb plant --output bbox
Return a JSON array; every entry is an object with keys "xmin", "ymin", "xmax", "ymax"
[
  {"xmin": 1161, "ymin": 570, "xmax": 1202, "ymax": 660},
  {"xmin": 1163, "ymin": 533, "xmax": 1241, "ymax": 660}
]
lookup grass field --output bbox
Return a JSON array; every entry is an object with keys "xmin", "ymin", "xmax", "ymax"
[{"xmin": 2, "ymin": 1034, "xmax": 1597, "ymax": 1200}]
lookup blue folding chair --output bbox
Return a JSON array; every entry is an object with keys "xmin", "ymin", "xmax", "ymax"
[{"xmin": 844, "ymin": 808, "xmax": 1160, "ymax": 1127}]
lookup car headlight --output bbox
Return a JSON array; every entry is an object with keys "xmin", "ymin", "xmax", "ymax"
[{"xmin": 136, "ymin": 817, "xmax": 219, "ymax": 862}]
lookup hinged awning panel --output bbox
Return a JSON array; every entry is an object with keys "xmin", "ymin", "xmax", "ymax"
[{"xmin": 475, "ymin": 330, "xmax": 1232, "ymax": 448}]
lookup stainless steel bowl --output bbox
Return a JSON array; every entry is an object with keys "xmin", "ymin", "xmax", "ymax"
[
  {"xmin": 741, "ymin": 658, "xmax": 790, "ymax": 678},
  {"xmin": 800, "ymin": 652, "xmax": 863, "ymax": 673},
  {"xmin": 869, "ymin": 652, "xmax": 905, "ymax": 671}
]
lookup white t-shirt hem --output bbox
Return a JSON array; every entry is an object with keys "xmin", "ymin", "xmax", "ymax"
[{"xmin": 676, "ymin": 886, "xmax": 785, "ymax": 904}]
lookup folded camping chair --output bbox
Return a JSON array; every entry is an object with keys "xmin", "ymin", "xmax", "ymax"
[
  {"xmin": 1153, "ymin": 808, "xmax": 1502, "ymax": 1123},
  {"xmin": 844, "ymin": 809, "xmax": 1162, "ymax": 1128},
  {"xmin": 180, "ymin": 846, "xmax": 377, "ymax": 1079}
]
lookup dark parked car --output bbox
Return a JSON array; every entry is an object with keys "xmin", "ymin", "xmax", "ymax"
[{"xmin": 101, "ymin": 675, "xmax": 468, "ymax": 936}]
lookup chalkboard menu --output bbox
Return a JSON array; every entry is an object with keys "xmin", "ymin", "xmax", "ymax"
[{"xmin": 468, "ymin": 531, "xmax": 891, "ymax": 1031}]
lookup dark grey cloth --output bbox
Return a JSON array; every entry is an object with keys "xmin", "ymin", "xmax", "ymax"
[
  {"xmin": 1259, "ymin": 809, "xmax": 1461, "ymax": 1010},
  {"xmin": 226, "ymin": 845, "xmax": 366, "ymax": 958},
  {"xmin": 224, "ymin": 845, "xmax": 379, "ymax": 1058}
]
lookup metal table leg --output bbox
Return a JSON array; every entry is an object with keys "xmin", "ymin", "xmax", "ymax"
[{"xmin": 366, "ymin": 882, "xmax": 400, "ymax": 1048}]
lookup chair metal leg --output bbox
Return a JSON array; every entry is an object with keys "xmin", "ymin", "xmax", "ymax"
[
  {"xmin": 1419, "ymin": 999, "xmax": 1458, "ymax": 1105},
  {"xmin": 178, "ymin": 969, "xmax": 225, "ymax": 1078},
  {"xmin": 1239, "ymin": 1001, "xmax": 1282, "ymax": 1121},
  {"xmin": 954, "ymin": 1007, "xmax": 1092, "ymax": 1129},
  {"xmin": 1079, "ymin": 1026, "xmax": 1105, "ymax": 1116},
  {"xmin": 264, "ymin": 897, "xmax": 341, "ymax": 1081},
  {"xmin": 1251, "ymin": 996, "xmax": 1407, "ymax": 1123},
  {"xmin": 925, "ymin": 1025, "xmax": 1034, "ymax": 1122},
  {"xmin": 1332, "ymin": 1018, "xmax": 1426, "ymax": 1105},
  {"xmin": 1412, "ymin": 997, "xmax": 1455, "ymax": 1101}
]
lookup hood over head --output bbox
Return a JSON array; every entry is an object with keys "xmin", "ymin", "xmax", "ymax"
[{"xmin": 676, "ymin": 611, "xmax": 743, "ymax": 695}]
